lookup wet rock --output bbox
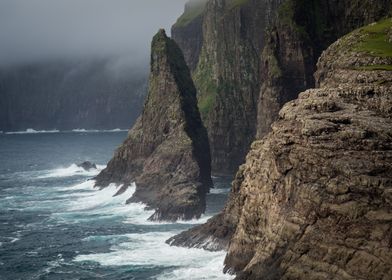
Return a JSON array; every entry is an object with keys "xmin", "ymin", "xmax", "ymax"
[{"xmin": 77, "ymin": 161, "xmax": 97, "ymax": 171}]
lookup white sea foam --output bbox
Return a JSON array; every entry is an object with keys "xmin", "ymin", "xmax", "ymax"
[
  {"xmin": 5, "ymin": 128, "xmax": 60, "ymax": 134},
  {"xmin": 67, "ymin": 183, "xmax": 134, "ymax": 212},
  {"xmin": 210, "ymin": 188, "xmax": 231, "ymax": 194},
  {"xmin": 71, "ymin": 128, "xmax": 128, "ymax": 133},
  {"xmin": 75, "ymin": 231, "xmax": 233, "ymax": 280},
  {"xmin": 37, "ymin": 164, "xmax": 106, "ymax": 179},
  {"xmin": 61, "ymin": 179, "xmax": 231, "ymax": 279}
]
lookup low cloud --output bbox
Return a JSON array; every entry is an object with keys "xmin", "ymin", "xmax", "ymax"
[{"xmin": 0, "ymin": 0, "xmax": 187, "ymax": 67}]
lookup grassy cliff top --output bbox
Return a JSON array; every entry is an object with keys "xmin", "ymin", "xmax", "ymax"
[
  {"xmin": 355, "ymin": 18, "xmax": 392, "ymax": 58},
  {"xmin": 174, "ymin": 0, "xmax": 208, "ymax": 28}
]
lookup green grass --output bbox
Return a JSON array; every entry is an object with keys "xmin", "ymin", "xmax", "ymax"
[
  {"xmin": 355, "ymin": 18, "xmax": 392, "ymax": 58},
  {"xmin": 355, "ymin": 64, "xmax": 392, "ymax": 71},
  {"xmin": 174, "ymin": 0, "xmax": 207, "ymax": 27}
]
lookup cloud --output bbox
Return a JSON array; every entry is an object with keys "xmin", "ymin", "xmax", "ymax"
[{"xmin": 0, "ymin": 0, "xmax": 187, "ymax": 66}]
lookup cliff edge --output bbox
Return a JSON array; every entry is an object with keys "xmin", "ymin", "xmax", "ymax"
[{"xmin": 169, "ymin": 19, "xmax": 392, "ymax": 279}]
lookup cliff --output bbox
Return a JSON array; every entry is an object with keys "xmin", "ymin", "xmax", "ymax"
[
  {"xmin": 95, "ymin": 30, "xmax": 212, "ymax": 221},
  {"xmin": 173, "ymin": 0, "xmax": 278, "ymax": 174},
  {"xmin": 0, "ymin": 59, "xmax": 147, "ymax": 132},
  {"xmin": 257, "ymin": 0, "xmax": 392, "ymax": 137},
  {"xmin": 172, "ymin": 0, "xmax": 392, "ymax": 175},
  {"xmin": 169, "ymin": 19, "xmax": 392, "ymax": 279}
]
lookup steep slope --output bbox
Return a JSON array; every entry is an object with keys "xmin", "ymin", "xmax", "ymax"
[
  {"xmin": 172, "ymin": 0, "xmax": 392, "ymax": 175},
  {"xmin": 173, "ymin": 0, "xmax": 281, "ymax": 174},
  {"xmin": 257, "ymin": 0, "xmax": 392, "ymax": 137},
  {"xmin": 171, "ymin": 0, "xmax": 207, "ymax": 71},
  {"xmin": 170, "ymin": 19, "xmax": 392, "ymax": 279},
  {"xmin": 95, "ymin": 30, "xmax": 212, "ymax": 222},
  {"xmin": 0, "ymin": 60, "xmax": 147, "ymax": 132}
]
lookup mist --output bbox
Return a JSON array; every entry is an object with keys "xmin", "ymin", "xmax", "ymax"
[{"xmin": 0, "ymin": 0, "xmax": 188, "ymax": 68}]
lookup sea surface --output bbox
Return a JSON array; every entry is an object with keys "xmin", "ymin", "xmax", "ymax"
[{"xmin": 0, "ymin": 131, "xmax": 233, "ymax": 280}]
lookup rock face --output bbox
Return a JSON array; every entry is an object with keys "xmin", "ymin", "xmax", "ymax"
[
  {"xmin": 256, "ymin": 0, "xmax": 392, "ymax": 138},
  {"xmin": 95, "ymin": 30, "xmax": 212, "ymax": 222},
  {"xmin": 172, "ymin": 0, "xmax": 392, "ymax": 175},
  {"xmin": 172, "ymin": 0, "xmax": 281, "ymax": 174},
  {"xmin": 171, "ymin": 0, "xmax": 207, "ymax": 71},
  {"xmin": 169, "ymin": 19, "xmax": 392, "ymax": 279}
]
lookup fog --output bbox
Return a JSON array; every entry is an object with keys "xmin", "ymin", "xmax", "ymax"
[{"xmin": 0, "ymin": 0, "xmax": 188, "ymax": 67}]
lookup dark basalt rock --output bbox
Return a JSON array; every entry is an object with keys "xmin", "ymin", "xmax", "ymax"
[
  {"xmin": 95, "ymin": 29, "xmax": 212, "ymax": 222},
  {"xmin": 169, "ymin": 19, "xmax": 392, "ymax": 279},
  {"xmin": 77, "ymin": 161, "xmax": 97, "ymax": 171},
  {"xmin": 172, "ymin": 0, "xmax": 392, "ymax": 176}
]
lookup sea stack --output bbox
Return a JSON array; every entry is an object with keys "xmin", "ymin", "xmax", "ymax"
[
  {"xmin": 169, "ymin": 19, "xmax": 392, "ymax": 279},
  {"xmin": 95, "ymin": 29, "xmax": 212, "ymax": 222}
]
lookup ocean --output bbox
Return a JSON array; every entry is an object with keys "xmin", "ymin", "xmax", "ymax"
[{"xmin": 0, "ymin": 131, "xmax": 233, "ymax": 280}]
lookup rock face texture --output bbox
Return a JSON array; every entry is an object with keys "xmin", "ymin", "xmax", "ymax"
[
  {"xmin": 171, "ymin": 0, "xmax": 207, "ymax": 71},
  {"xmin": 256, "ymin": 0, "xmax": 392, "ymax": 138},
  {"xmin": 172, "ymin": 0, "xmax": 392, "ymax": 175},
  {"xmin": 169, "ymin": 19, "xmax": 392, "ymax": 279},
  {"xmin": 95, "ymin": 30, "xmax": 212, "ymax": 222}
]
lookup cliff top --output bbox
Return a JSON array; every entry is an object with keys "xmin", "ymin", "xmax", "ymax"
[{"xmin": 173, "ymin": 0, "xmax": 208, "ymax": 27}]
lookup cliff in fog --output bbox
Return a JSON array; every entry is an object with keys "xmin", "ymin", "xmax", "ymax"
[{"xmin": 0, "ymin": 60, "xmax": 147, "ymax": 132}]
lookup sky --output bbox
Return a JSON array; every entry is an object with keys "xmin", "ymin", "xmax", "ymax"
[{"xmin": 0, "ymin": 0, "xmax": 188, "ymax": 67}]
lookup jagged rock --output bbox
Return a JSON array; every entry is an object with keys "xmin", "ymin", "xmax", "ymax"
[
  {"xmin": 256, "ymin": 0, "xmax": 392, "ymax": 139},
  {"xmin": 169, "ymin": 19, "xmax": 392, "ymax": 279},
  {"xmin": 172, "ymin": 0, "xmax": 392, "ymax": 175},
  {"xmin": 77, "ymin": 161, "xmax": 97, "ymax": 171},
  {"xmin": 95, "ymin": 29, "xmax": 212, "ymax": 222}
]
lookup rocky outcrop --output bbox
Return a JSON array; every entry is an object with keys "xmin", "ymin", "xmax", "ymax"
[
  {"xmin": 0, "ymin": 59, "xmax": 147, "ymax": 132},
  {"xmin": 256, "ymin": 0, "xmax": 392, "ymax": 138},
  {"xmin": 172, "ymin": 0, "xmax": 392, "ymax": 175},
  {"xmin": 170, "ymin": 19, "xmax": 392, "ymax": 279},
  {"xmin": 95, "ymin": 30, "xmax": 212, "ymax": 221},
  {"xmin": 77, "ymin": 161, "xmax": 97, "ymax": 171}
]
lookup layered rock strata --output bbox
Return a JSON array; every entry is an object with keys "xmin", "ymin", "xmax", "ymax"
[
  {"xmin": 169, "ymin": 19, "xmax": 392, "ymax": 279},
  {"xmin": 95, "ymin": 30, "xmax": 212, "ymax": 221},
  {"xmin": 172, "ymin": 0, "xmax": 392, "ymax": 175}
]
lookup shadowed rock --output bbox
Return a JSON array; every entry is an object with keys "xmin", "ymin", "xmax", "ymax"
[
  {"xmin": 95, "ymin": 29, "xmax": 212, "ymax": 222},
  {"xmin": 169, "ymin": 19, "xmax": 392, "ymax": 279}
]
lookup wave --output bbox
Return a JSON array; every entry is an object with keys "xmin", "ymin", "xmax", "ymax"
[
  {"xmin": 210, "ymin": 187, "xmax": 231, "ymax": 194},
  {"xmin": 75, "ymin": 231, "xmax": 233, "ymax": 280},
  {"xmin": 37, "ymin": 164, "xmax": 106, "ymax": 179},
  {"xmin": 5, "ymin": 128, "xmax": 60, "ymax": 135},
  {"xmin": 71, "ymin": 128, "xmax": 128, "ymax": 133},
  {"xmin": 3, "ymin": 128, "xmax": 128, "ymax": 135}
]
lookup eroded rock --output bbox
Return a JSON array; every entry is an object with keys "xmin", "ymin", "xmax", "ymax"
[{"xmin": 95, "ymin": 30, "xmax": 212, "ymax": 222}]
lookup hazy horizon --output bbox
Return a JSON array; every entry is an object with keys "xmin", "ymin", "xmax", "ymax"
[{"xmin": 0, "ymin": 0, "xmax": 188, "ymax": 68}]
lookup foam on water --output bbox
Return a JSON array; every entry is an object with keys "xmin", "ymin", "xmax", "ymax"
[
  {"xmin": 71, "ymin": 128, "xmax": 127, "ymax": 133},
  {"xmin": 37, "ymin": 164, "xmax": 106, "ymax": 179},
  {"xmin": 75, "ymin": 231, "xmax": 233, "ymax": 280},
  {"xmin": 210, "ymin": 188, "xmax": 231, "ymax": 194},
  {"xmin": 5, "ymin": 128, "xmax": 60, "ymax": 134}
]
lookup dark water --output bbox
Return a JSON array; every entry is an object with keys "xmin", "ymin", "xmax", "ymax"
[{"xmin": 0, "ymin": 131, "xmax": 232, "ymax": 280}]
